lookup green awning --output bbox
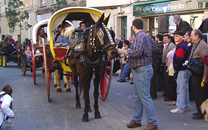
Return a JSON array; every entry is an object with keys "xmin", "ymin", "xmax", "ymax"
[{"xmin": 131, "ymin": 0, "xmax": 171, "ymax": 6}]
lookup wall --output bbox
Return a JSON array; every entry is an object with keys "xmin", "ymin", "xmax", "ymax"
[
  {"xmin": 100, "ymin": 5, "xmax": 135, "ymax": 40},
  {"xmin": 87, "ymin": 0, "xmax": 133, "ymax": 7}
]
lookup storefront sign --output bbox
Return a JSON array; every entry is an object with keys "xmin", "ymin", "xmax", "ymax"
[{"xmin": 133, "ymin": 0, "xmax": 208, "ymax": 16}]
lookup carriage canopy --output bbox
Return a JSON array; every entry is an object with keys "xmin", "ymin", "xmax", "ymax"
[
  {"xmin": 47, "ymin": 7, "xmax": 108, "ymax": 72},
  {"xmin": 32, "ymin": 19, "xmax": 49, "ymax": 44}
]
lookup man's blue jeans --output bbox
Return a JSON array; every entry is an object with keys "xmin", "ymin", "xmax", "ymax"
[
  {"xmin": 120, "ymin": 63, "xmax": 130, "ymax": 81},
  {"xmin": 132, "ymin": 65, "xmax": 157, "ymax": 125},
  {"xmin": 176, "ymin": 70, "xmax": 190, "ymax": 111}
]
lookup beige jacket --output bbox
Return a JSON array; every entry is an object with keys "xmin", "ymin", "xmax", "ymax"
[
  {"xmin": 190, "ymin": 39, "xmax": 208, "ymax": 78},
  {"xmin": 162, "ymin": 42, "xmax": 176, "ymax": 64}
]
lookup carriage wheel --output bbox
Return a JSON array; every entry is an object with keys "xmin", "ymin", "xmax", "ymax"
[
  {"xmin": 0, "ymin": 55, "xmax": 2, "ymax": 66},
  {"xmin": 44, "ymin": 60, "xmax": 50, "ymax": 102},
  {"xmin": 32, "ymin": 58, "xmax": 36, "ymax": 85},
  {"xmin": 32, "ymin": 44, "xmax": 36, "ymax": 85},
  {"xmin": 45, "ymin": 70, "xmax": 51, "ymax": 102},
  {"xmin": 100, "ymin": 59, "xmax": 114, "ymax": 101},
  {"xmin": 22, "ymin": 63, "xmax": 26, "ymax": 75},
  {"xmin": 43, "ymin": 42, "xmax": 50, "ymax": 102},
  {"xmin": 17, "ymin": 56, "xmax": 21, "ymax": 68},
  {"xmin": 2, "ymin": 55, "xmax": 7, "ymax": 67}
]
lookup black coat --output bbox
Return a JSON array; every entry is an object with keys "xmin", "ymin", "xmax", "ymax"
[
  {"xmin": 199, "ymin": 18, "xmax": 208, "ymax": 33},
  {"xmin": 176, "ymin": 20, "xmax": 193, "ymax": 34}
]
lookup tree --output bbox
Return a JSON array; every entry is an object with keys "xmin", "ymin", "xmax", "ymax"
[
  {"xmin": 5, "ymin": 0, "xmax": 32, "ymax": 42},
  {"xmin": 51, "ymin": 0, "xmax": 68, "ymax": 14}
]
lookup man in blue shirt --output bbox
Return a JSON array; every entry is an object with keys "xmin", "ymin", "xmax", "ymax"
[{"xmin": 117, "ymin": 18, "xmax": 158, "ymax": 130}]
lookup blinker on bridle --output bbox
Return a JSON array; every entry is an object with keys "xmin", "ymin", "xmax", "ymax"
[{"xmin": 89, "ymin": 22, "xmax": 115, "ymax": 52}]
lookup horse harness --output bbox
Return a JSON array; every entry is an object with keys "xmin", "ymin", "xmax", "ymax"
[{"xmin": 67, "ymin": 23, "xmax": 114, "ymax": 78}]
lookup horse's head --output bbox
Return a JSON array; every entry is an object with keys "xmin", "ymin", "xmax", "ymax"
[{"xmin": 86, "ymin": 13, "xmax": 119, "ymax": 60}]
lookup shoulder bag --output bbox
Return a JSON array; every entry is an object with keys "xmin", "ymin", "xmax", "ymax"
[{"xmin": 187, "ymin": 40, "xmax": 204, "ymax": 75}]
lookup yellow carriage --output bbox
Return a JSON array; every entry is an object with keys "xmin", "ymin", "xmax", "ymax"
[{"xmin": 46, "ymin": 7, "xmax": 114, "ymax": 102}]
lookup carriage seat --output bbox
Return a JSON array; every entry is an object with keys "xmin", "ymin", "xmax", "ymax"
[{"xmin": 34, "ymin": 53, "xmax": 43, "ymax": 58}]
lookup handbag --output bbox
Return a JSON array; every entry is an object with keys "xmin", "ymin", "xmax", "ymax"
[
  {"xmin": 187, "ymin": 58, "xmax": 204, "ymax": 75},
  {"xmin": 187, "ymin": 40, "xmax": 204, "ymax": 75}
]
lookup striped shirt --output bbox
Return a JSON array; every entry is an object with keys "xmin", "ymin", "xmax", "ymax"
[{"xmin": 127, "ymin": 30, "xmax": 152, "ymax": 68}]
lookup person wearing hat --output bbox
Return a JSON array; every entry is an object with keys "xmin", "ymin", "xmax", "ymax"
[
  {"xmin": 170, "ymin": 31, "xmax": 190, "ymax": 113},
  {"xmin": 173, "ymin": 14, "xmax": 193, "ymax": 35}
]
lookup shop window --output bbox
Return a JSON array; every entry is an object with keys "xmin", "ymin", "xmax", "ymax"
[
  {"xmin": 2, "ymin": 35, "xmax": 5, "ymax": 41},
  {"xmin": 52, "ymin": 0, "xmax": 56, "ymax": 4},
  {"xmin": 206, "ymin": 2, "xmax": 208, "ymax": 8},
  {"xmin": 158, "ymin": 15, "xmax": 169, "ymax": 33},
  {"xmin": 17, "ymin": 35, "xmax": 20, "ymax": 41},
  {"xmin": 41, "ymin": 0, "xmax": 46, "ymax": 7},
  {"xmin": 198, "ymin": 2, "xmax": 203, "ymax": 9}
]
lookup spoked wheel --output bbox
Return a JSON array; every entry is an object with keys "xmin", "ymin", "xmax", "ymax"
[
  {"xmin": 43, "ymin": 40, "xmax": 50, "ymax": 102},
  {"xmin": 22, "ymin": 62, "xmax": 26, "ymax": 75},
  {"xmin": 0, "ymin": 55, "xmax": 2, "ymax": 66},
  {"xmin": 100, "ymin": 59, "xmax": 114, "ymax": 101},
  {"xmin": 2, "ymin": 55, "xmax": 7, "ymax": 67},
  {"xmin": 32, "ymin": 44, "xmax": 36, "ymax": 85},
  {"xmin": 17, "ymin": 56, "xmax": 22, "ymax": 68},
  {"xmin": 44, "ymin": 70, "xmax": 51, "ymax": 102}
]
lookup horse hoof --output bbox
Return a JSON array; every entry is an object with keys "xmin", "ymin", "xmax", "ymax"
[
  {"xmin": 66, "ymin": 88, "xmax": 71, "ymax": 92},
  {"xmin": 88, "ymin": 106, "xmax": 92, "ymax": 112},
  {"xmin": 54, "ymin": 84, "xmax": 57, "ymax": 88},
  {"xmin": 95, "ymin": 112, "xmax": 101, "ymax": 119},
  {"xmin": 57, "ymin": 88, "xmax": 62, "ymax": 92},
  {"xmin": 64, "ymin": 84, "xmax": 67, "ymax": 88},
  {"xmin": 76, "ymin": 102, "xmax": 81, "ymax": 108},
  {"xmin": 82, "ymin": 115, "xmax": 89, "ymax": 122}
]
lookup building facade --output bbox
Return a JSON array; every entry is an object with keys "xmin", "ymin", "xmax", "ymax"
[
  {"xmin": 0, "ymin": 0, "xmax": 37, "ymax": 41},
  {"xmin": 0, "ymin": 0, "xmax": 86, "ymax": 42},
  {"xmin": 87, "ymin": 0, "xmax": 141, "ymax": 40},
  {"xmin": 87, "ymin": 0, "xmax": 208, "ymax": 39},
  {"xmin": 132, "ymin": 0, "xmax": 208, "ymax": 36}
]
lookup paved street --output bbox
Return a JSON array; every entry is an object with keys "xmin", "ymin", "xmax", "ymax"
[{"xmin": 0, "ymin": 62, "xmax": 208, "ymax": 130}]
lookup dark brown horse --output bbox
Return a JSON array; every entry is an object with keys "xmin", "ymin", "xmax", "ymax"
[{"xmin": 68, "ymin": 14, "xmax": 118, "ymax": 122}]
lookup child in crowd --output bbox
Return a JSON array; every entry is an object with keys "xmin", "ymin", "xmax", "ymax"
[
  {"xmin": 0, "ymin": 85, "xmax": 16, "ymax": 130},
  {"xmin": 55, "ymin": 26, "xmax": 70, "ymax": 47},
  {"xmin": 25, "ymin": 46, "xmax": 32, "ymax": 62}
]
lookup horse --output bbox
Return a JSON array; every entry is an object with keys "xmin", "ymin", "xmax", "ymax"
[
  {"xmin": 53, "ymin": 63, "xmax": 72, "ymax": 92},
  {"xmin": 67, "ymin": 13, "xmax": 118, "ymax": 122}
]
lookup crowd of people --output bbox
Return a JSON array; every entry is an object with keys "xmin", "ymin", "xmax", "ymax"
[{"xmin": 115, "ymin": 15, "xmax": 208, "ymax": 129}]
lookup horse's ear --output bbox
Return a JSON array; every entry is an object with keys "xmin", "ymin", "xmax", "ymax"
[
  {"xmin": 103, "ymin": 13, "xmax": 110, "ymax": 26},
  {"xmin": 96, "ymin": 13, "xmax": 105, "ymax": 27}
]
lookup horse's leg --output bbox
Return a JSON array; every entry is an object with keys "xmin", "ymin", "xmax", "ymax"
[
  {"xmin": 64, "ymin": 71, "xmax": 71, "ymax": 92},
  {"xmin": 93, "ymin": 71, "xmax": 102, "ymax": 119},
  {"xmin": 81, "ymin": 77, "xmax": 91, "ymax": 122},
  {"xmin": 74, "ymin": 74, "xmax": 81, "ymax": 108},
  {"xmin": 55, "ymin": 69, "xmax": 61, "ymax": 92},
  {"xmin": 41, "ymin": 68, "xmax": 45, "ymax": 77},
  {"xmin": 54, "ymin": 71, "xmax": 57, "ymax": 88}
]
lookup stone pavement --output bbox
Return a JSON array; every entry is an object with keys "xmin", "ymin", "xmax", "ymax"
[{"xmin": 0, "ymin": 63, "xmax": 208, "ymax": 130}]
